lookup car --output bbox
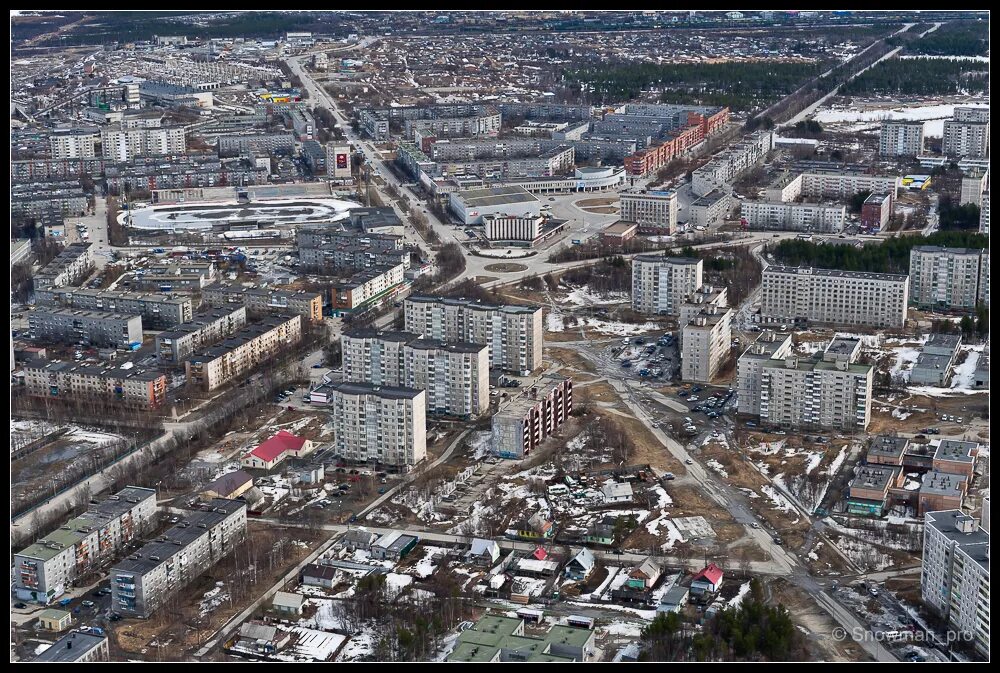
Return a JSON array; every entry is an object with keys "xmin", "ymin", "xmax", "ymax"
[
  {"xmin": 707, "ymin": 412, "xmax": 719, "ymax": 418},
  {"xmin": 663, "ymin": 472, "xmax": 675, "ymax": 481},
  {"xmin": 772, "ymin": 537, "xmax": 784, "ymax": 545},
  {"xmin": 691, "ymin": 386, "xmax": 702, "ymax": 393},
  {"xmin": 312, "ymin": 364, "xmax": 324, "ymax": 369},
  {"xmin": 869, "ymin": 586, "xmax": 879, "ymax": 597},
  {"xmin": 169, "ymin": 516, "xmax": 180, "ymax": 523},
  {"xmin": 13, "ymin": 602, "xmax": 27, "ymax": 609},
  {"xmin": 750, "ymin": 522, "xmax": 760, "ymax": 529},
  {"xmin": 651, "ymin": 422, "xmax": 659, "ymax": 428},
  {"xmin": 685, "ymin": 458, "xmax": 694, "ymax": 465},
  {"xmin": 81, "ymin": 600, "xmax": 95, "ymax": 608},
  {"xmin": 110, "ymin": 613, "xmax": 122, "ymax": 622}
]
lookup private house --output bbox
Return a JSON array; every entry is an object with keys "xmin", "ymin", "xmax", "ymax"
[
  {"xmin": 340, "ymin": 528, "xmax": 379, "ymax": 552},
  {"xmin": 271, "ymin": 591, "xmax": 305, "ymax": 616},
  {"xmin": 627, "ymin": 558, "xmax": 662, "ymax": 590},
  {"xmin": 467, "ymin": 539, "xmax": 501, "ymax": 567},
  {"xmin": 370, "ymin": 530, "xmax": 419, "ymax": 561},
  {"xmin": 565, "ymin": 548, "xmax": 596, "ymax": 581},
  {"xmin": 512, "ymin": 512, "xmax": 554, "ymax": 541},
  {"xmin": 600, "ymin": 481, "xmax": 634, "ymax": 504},
  {"xmin": 690, "ymin": 563, "xmax": 724, "ymax": 596},
  {"xmin": 237, "ymin": 622, "xmax": 291, "ymax": 654},
  {"xmin": 300, "ymin": 563, "xmax": 339, "ymax": 589},
  {"xmin": 241, "ymin": 431, "xmax": 314, "ymax": 471}
]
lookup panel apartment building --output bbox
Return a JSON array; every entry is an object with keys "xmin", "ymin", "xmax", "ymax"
[
  {"xmin": 736, "ymin": 331, "xmax": 793, "ymax": 416},
  {"xmin": 879, "ymin": 120, "xmax": 924, "ymax": 157},
  {"xmin": 618, "ymin": 190, "xmax": 678, "ymax": 235},
  {"xmin": 909, "ymin": 246, "xmax": 988, "ymax": 310},
  {"xmin": 760, "ymin": 266, "xmax": 909, "ymax": 329},
  {"xmin": 404, "ymin": 296, "xmax": 543, "ymax": 375},
  {"xmin": 492, "ymin": 375, "xmax": 573, "ymax": 460},
  {"xmin": 28, "ymin": 308, "xmax": 144, "ymax": 349},
  {"xmin": 202, "ymin": 283, "xmax": 324, "ymax": 322},
  {"xmin": 23, "ymin": 359, "xmax": 168, "ymax": 409},
  {"xmin": 921, "ymin": 509, "xmax": 990, "ymax": 657},
  {"xmin": 14, "ymin": 487, "xmax": 157, "ymax": 604},
  {"xmin": 101, "ymin": 125, "xmax": 186, "ymax": 162},
  {"xmin": 942, "ymin": 107, "xmax": 989, "ymax": 159},
  {"xmin": 738, "ymin": 336, "xmax": 873, "ymax": 431},
  {"xmin": 34, "ymin": 243, "xmax": 94, "ymax": 290},
  {"xmin": 184, "ymin": 315, "xmax": 303, "ymax": 391},
  {"xmin": 155, "ymin": 307, "xmax": 248, "ymax": 364},
  {"xmin": 109, "ymin": 499, "xmax": 247, "ymax": 619},
  {"xmin": 739, "ymin": 199, "xmax": 846, "ymax": 233},
  {"xmin": 681, "ymin": 303, "xmax": 733, "ymax": 384},
  {"xmin": 631, "ymin": 256, "xmax": 703, "ymax": 316},
  {"xmin": 340, "ymin": 329, "xmax": 489, "ymax": 418},
  {"xmin": 35, "ymin": 287, "xmax": 194, "ymax": 328},
  {"xmin": 49, "ymin": 129, "xmax": 100, "ymax": 160},
  {"xmin": 324, "ymin": 382, "xmax": 427, "ymax": 469}
]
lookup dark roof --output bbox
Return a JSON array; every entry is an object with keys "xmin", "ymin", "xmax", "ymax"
[{"xmin": 202, "ymin": 470, "xmax": 253, "ymax": 496}]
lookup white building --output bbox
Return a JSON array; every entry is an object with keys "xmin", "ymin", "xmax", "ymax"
[
  {"xmin": 340, "ymin": 329, "xmax": 490, "ymax": 417},
  {"xmin": 404, "ymin": 296, "xmax": 543, "ymax": 375},
  {"xmin": 101, "ymin": 125, "xmax": 185, "ymax": 162},
  {"xmin": 326, "ymin": 144, "xmax": 352, "ymax": 179},
  {"xmin": 760, "ymin": 266, "xmax": 909, "ymax": 329},
  {"xmin": 681, "ymin": 304, "xmax": 733, "ymax": 384},
  {"xmin": 691, "ymin": 131, "xmax": 773, "ymax": 197},
  {"xmin": 50, "ymin": 130, "xmax": 100, "ymax": 159},
  {"xmin": 879, "ymin": 120, "xmax": 924, "ymax": 157},
  {"xmin": 909, "ymin": 246, "xmax": 987, "ymax": 310},
  {"xmin": 980, "ymin": 191, "xmax": 989, "ymax": 234},
  {"xmin": 619, "ymin": 190, "xmax": 678, "ymax": 234},
  {"xmin": 736, "ymin": 331, "xmax": 793, "ymax": 416},
  {"xmin": 921, "ymin": 510, "xmax": 990, "ymax": 657},
  {"xmin": 632, "ymin": 256, "xmax": 703, "ymax": 316},
  {"xmin": 739, "ymin": 199, "xmax": 846, "ymax": 233},
  {"xmin": 483, "ymin": 214, "xmax": 545, "ymax": 246},
  {"xmin": 943, "ymin": 119, "xmax": 989, "ymax": 159},
  {"xmin": 960, "ymin": 169, "xmax": 988, "ymax": 206},
  {"xmin": 449, "ymin": 186, "xmax": 541, "ymax": 225},
  {"xmin": 325, "ymin": 382, "xmax": 427, "ymax": 469}
]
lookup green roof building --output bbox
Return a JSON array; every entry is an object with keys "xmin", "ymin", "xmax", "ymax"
[{"xmin": 447, "ymin": 614, "xmax": 596, "ymax": 663}]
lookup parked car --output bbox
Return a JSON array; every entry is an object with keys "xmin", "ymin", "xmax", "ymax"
[
  {"xmin": 685, "ymin": 458, "xmax": 694, "ymax": 465},
  {"xmin": 81, "ymin": 600, "xmax": 95, "ymax": 608},
  {"xmin": 13, "ymin": 602, "xmax": 27, "ymax": 609}
]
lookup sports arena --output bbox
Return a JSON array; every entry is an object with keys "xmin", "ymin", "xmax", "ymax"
[{"xmin": 120, "ymin": 197, "xmax": 359, "ymax": 231}]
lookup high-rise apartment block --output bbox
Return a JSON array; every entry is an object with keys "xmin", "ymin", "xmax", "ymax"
[
  {"xmin": 943, "ymin": 108, "xmax": 989, "ymax": 159},
  {"xmin": 492, "ymin": 375, "xmax": 573, "ymax": 460},
  {"xmin": 631, "ymin": 256, "xmax": 703, "ymax": 316},
  {"xmin": 618, "ymin": 190, "xmax": 678, "ymax": 234},
  {"xmin": 909, "ymin": 246, "xmax": 988, "ymax": 310},
  {"xmin": 101, "ymin": 125, "xmax": 186, "ymax": 162},
  {"xmin": 324, "ymin": 382, "xmax": 427, "ymax": 468},
  {"xmin": 879, "ymin": 120, "xmax": 924, "ymax": 157}
]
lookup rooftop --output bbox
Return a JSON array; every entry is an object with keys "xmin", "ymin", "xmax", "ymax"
[
  {"xmin": 326, "ymin": 381, "xmax": 424, "ymax": 401},
  {"xmin": 765, "ymin": 266, "xmax": 909, "ymax": 282},
  {"xmin": 925, "ymin": 510, "xmax": 989, "ymax": 572},
  {"xmin": 453, "ymin": 185, "xmax": 540, "ymax": 208},
  {"xmin": 934, "ymin": 439, "xmax": 978, "ymax": 464},
  {"xmin": 32, "ymin": 630, "xmax": 107, "ymax": 663}
]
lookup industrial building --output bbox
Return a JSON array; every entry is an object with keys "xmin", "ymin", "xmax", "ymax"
[
  {"xmin": 324, "ymin": 382, "xmax": 427, "ymax": 469},
  {"xmin": 28, "ymin": 308, "xmax": 144, "ymax": 349},
  {"xmin": 109, "ymin": 499, "xmax": 247, "ymax": 619},
  {"xmin": 14, "ymin": 487, "xmax": 157, "ymax": 604},
  {"xmin": 491, "ymin": 375, "xmax": 573, "ymax": 460},
  {"xmin": 22, "ymin": 359, "xmax": 168, "ymax": 409},
  {"xmin": 184, "ymin": 315, "xmax": 303, "ymax": 391},
  {"xmin": 340, "ymin": 328, "xmax": 490, "ymax": 418},
  {"xmin": 760, "ymin": 266, "xmax": 909, "ymax": 329},
  {"xmin": 404, "ymin": 296, "xmax": 543, "ymax": 375},
  {"xmin": 631, "ymin": 256, "xmax": 703, "ymax": 316}
]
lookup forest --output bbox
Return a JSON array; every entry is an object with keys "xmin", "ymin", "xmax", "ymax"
[
  {"xmin": 564, "ymin": 60, "xmax": 828, "ymax": 110},
  {"xmin": 839, "ymin": 57, "xmax": 989, "ymax": 97},
  {"xmin": 769, "ymin": 230, "xmax": 988, "ymax": 274},
  {"xmin": 905, "ymin": 21, "xmax": 989, "ymax": 57}
]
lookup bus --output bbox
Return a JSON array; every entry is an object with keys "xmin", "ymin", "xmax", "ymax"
[{"xmin": 516, "ymin": 608, "xmax": 544, "ymax": 624}]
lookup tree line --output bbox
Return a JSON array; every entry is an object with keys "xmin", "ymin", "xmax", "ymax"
[
  {"xmin": 839, "ymin": 56, "xmax": 988, "ymax": 96},
  {"xmin": 905, "ymin": 21, "xmax": 989, "ymax": 57}
]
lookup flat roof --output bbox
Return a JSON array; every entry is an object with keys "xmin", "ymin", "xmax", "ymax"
[
  {"xmin": 925, "ymin": 510, "xmax": 989, "ymax": 572},
  {"xmin": 454, "ymin": 186, "xmax": 540, "ymax": 208},
  {"xmin": 406, "ymin": 295, "xmax": 540, "ymax": 315},
  {"xmin": 633, "ymin": 255, "xmax": 700, "ymax": 265},
  {"xmin": 826, "ymin": 337, "xmax": 861, "ymax": 355},
  {"xmin": 32, "ymin": 631, "xmax": 106, "ymax": 662},
  {"xmin": 934, "ymin": 439, "xmax": 978, "ymax": 464},
  {"xmin": 851, "ymin": 465, "xmax": 897, "ymax": 491},
  {"xmin": 187, "ymin": 315, "xmax": 299, "ymax": 362},
  {"xmin": 326, "ymin": 381, "xmax": 423, "ymax": 400},
  {"xmin": 913, "ymin": 353, "xmax": 953, "ymax": 371},
  {"xmin": 765, "ymin": 266, "xmax": 909, "ymax": 282},
  {"xmin": 868, "ymin": 435, "xmax": 909, "ymax": 458},
  {"xmin": 920, "ymin": 470, "xmax": 967, "ymax": 496}
]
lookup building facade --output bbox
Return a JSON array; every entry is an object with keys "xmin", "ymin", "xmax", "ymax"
[
  {"xmin": 618, "ymin": 190, "xmax": 678, "ymax": 234},
  {"xmin": 681, "ymin": 305, "xmax": 733, "ymax": 384},
  {"xmin": 184, "ymin": 315, "xmax": 303, "ymax": 391},
  {"xmin": 202, "ymin": 283, "xmax": 324, "ymax": 322},
  {"xmin": 879, "ymin": 121, "xmax": 924, "ymax": 157},
  {"xmin": 739, "ymin": 200, "xmax": 846, "ymax": 233},
  {"xmin": 35, "ymin": 287, "xmax": 193, "ymax": 328},
  {"xmin": 492, "ymin": 375, "xmax": 573, "ymax": 459},
  {"xmin": 324, "ymin": 382, "xmax": 427, "ymax": 468},
  {"xmin": 909, "ymin": 246, "xmax": 987, "ymax": 310},
  {"xmin": 22, "ymin": 360, "xmax": 167, "ymax": 409},
  {"xmin": 155, "ymin": 307, "xmax": 248, "ymax": 364},
  {"xmin": 28, "ymin": 309, "xmax": 143, "ymax": 348},
  {"xmin": 631, "ymin": 256, "xmax": 703, "ymax": 316}
]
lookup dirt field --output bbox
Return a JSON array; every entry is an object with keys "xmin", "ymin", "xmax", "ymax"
[
  {"xmin": 575, "ymin": 197, "xmax": 618, "ymax": 208},
  {"xmin": 769, "ymin": 579, "xmax": 869, "ymax": 662},
  {"xmin": 548, "ymin": 346, "xmax": 599, "ymax": 374}
]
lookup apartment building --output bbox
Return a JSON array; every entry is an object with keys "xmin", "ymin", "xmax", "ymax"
[
  {"xmin": 324, "ymin": 382, "xmax": 427, "ymax": 469},
  {"xmin": 327, "ymin": 144, "xmax": 352, "ymax": 179},
  {"xmin": 688, "ymin": 190, "xmax": 734, "ymax": 228},
  {"xmin": 14, "ymin": 487, "xmax": 157, "ymax": 604},
  {"xmin": 960, "ymin": 169, "xmax": 988, "ymax": 206},
  {"xmin": 49, "ymin": 129, "xmax": 100, "ymax": 160},
  {"xmin": 631, "ymin": 256, "xmax": 703, "ymax": 316},
  {"xmin": 340, "ymin": 328, "xmax": 490, "ymax": 418},
  {"xmin": 155, "ymin": 307, "xmax": 248, "ymax": 364},
  {"xmin": 34, "ymin": 243, "xmax": 94, "ymax": 289},
  {"xmin": 101, "ymin": 125, "xmax": 186, "ymax": 162},
  {"xmin": 980, "ymin": 191, "xmax": 989, "ymax": 234},
  {"xmin": 921, "ymin": 510, "xmax": 990, "ymax": 657},
  {"xmin": 760, "ymin": 266, "xmax": 909, "ymax": 329},
  {"xmin": 109, "ymin": 499, "xmax": 247, "ymax": 619},
  {"xmin": 328, "ymin": 263, "xmax": 408, "ymax": 314},
  {"xmin": 492, "ymin": 375, "xmax": 573, "ymax": 460},
  {"xmin": 202, "ymin": 283, "xmax": 323, "ymax": 322},
  {"xmin": 691, "ymin": 130, "xmax": 774, "ymax": 197},
  {"xmin": 28, "ymin": 308, "xmax": 143, "ymax": 349},
  {"xmin": 33, "ymin": 630, "xmax": 110, "ymax": 663},
  {"xmin": 483, "ymin": 214, "xmax": 545, "ymax": 246},
  {"xmin": 678, "ymin": 285, "xmax": 728, "ymax": 348},
  {"xmin": 766, "ymin": 168, "xmax": 900, "ymax": 202},
  {"xmin": 619, "ymin": 190, "xmax": 678, "ymax": 234},
  {"xmin": 909, "ymin": 246, "xmax": 987, "ymax": 310},
  {"xmin": 737, "ymin": 335, "xmax": 871, "ymax": 430},
  {"xmin": 404, "ymin": 109, "xmax": 502, "ymax": 140},
  {"xmin": 860, "ymin": 193, "xmax": 893, "ymax": 231},
  {"xmin": 216, "ymin": 132, "xmax": 296, "ymax": 157},
  {"xmin": 184, "ymin": 315, "xmax": 303, "ymax": 391},
  {"xmin": 978, "ymin": 250, "xmax": 989, "ymax": 306},
  {"xmin": 879, "ymin": 120, "xmax": 924, "ymax": 157},
  {"xmin": 404, "ymin": 296, "xmax": 543, "ymax": 375},
  {"xmin": 35, "ymin": 287, "xmax": 193, "ymax": 328},
  {"xmin": 22, "ymin": 359, "xmax": 168, "ymax": 409},
  {"xmin": 739, "ymin": 199, "xmax": 846, "ymax": 233},
  {"xmin": 943, "ymin": 109, "xmax": 989, "ymax": 159},
  {"xmin": 681, "ymin": 304, "xmax": 733, "ymax": 384}
]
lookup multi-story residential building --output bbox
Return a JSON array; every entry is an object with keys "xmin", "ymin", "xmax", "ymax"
[
  {"xmin": 909, "ymin": 246, "xmax": 987, "ymax": 310},
  {"xmin": 760, "ymin": 266, "xmax": 909, "ymax": 329},
  {"xmin": 14, "ymin": 487, "xmax": 157, "ymax": 604},
  {"xmin": 943, "ymin": 108, "xmax": 989, "ymax": 158},
  {"xmin": 860, "ymin": 193, "xmax": 894, "ymax": 231},
  {"xmin": 28, "ymin": 308, "xmax": 143, "ymax": 349},
  {"xmin": 688, "ymin": 189, "xmax": 734, "ymax": 228},
  {"xmin": 980, "ymin": 191, "xmax": 989, "ymax": 234},
  {"xmin": 678, "ymin": 285, "xmax": 728, "ymax": 348},
  {"xmin": 328, "ymin": 263, "xmax": 408, "ymax": 314},
  {"xmin": 155, "ymin": 307, "xmax": 248, "ymax": 364},
  {"xmin": 492, "ymin": 375, "xmax": 573, "ymax": 459},
  {"xmin": 35, "ymin": 287, "xmax": 193, "ymax": 328},
  {"xmin": 32, "ymin": 630, "xmax": 110, "ymax": 662},
  {"xmin": 738, "ymin": 335, "xmax": 871, "ymax": 430},
  {"xmin": 766, "ymin": 167, "xmax": 901, "ymax": 202},
  {"xmin": 109, "ymin": 499, "xmax": 247, "ymax": 619},
  {"xmin": 739, "ymin": 199, "xmax": 846, "ymax": 233},
  {"xmin": 100, "ymin": 125, "xmax": 186, "ymax": 162},
  {"xmin": 978, "ymin": 250, "xmax": 989, "ymax": 307},
  {"xmin": 11, "ymin": 183, "xmax": 89, "ymax": 221},
  {"xmin": 22, "ymin": 359, "xmax": 167, "ymax": 409},
  {"xmin": 326, "ymin": 144, "xmax": 352, "ymax": 179},
  {"xmin": 33, "ymin": 243, "xmax": 93, "ymax": 289},
  {"xmin": 49, "ymin": 129, "xmax": 100, "ymax": 160},
  {"xmin": 619, "ymin": 190, "xmax": 678, "ymax": 235},
  {"xmin": 691, "ymin": 130, "xmax": 774, "ymax": 197},
  {"xmin": 404, "ymin": 108, "xmax": 502, "ymax": 140},
  {"xmin": 216, "ymin": 132, "xmax": 296, "ymax": 157},
  {"xmin": 404, "ymin": 296, "xmax": 543, "ymax": 375},
  {"xmin": 324, "ymin": 382, "xmax": 427, "ymax": 469},
  {"xmin": 921, "ymin": 510, "xmax": 990, "ymax": 657},
  {"xmin": 631, "ymin": 256, "xmax": 703, "ymax": 316},
  {"xmin": 879, "ymin": 120, "xmax": 924, "ymax": 157},
  {"xmin": 11, "ymin": 157, "xmax": 108, "ymax": 184},
  {"xmin": 202, "ymin": 283, "xmax": 323, "ymax": 322},
  {"xmin": 340, "ymin": 328, "xmax": 490, "ymax": 418},
  {"xmin": 681, "ymin": 304, "xmax": 733, "ymax": 384},
  {"xmin": 184, "ymin": 315, "xmax": 303, "ymax": 391},
  {"xmin": 960, "ymin": 169, "xmax": 989, "ymax": 206}
]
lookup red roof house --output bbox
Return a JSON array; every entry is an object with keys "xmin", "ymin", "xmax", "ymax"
[
  {"xmin": 241, "ymin": 430, "xmax": 313, "ymax": 471},
  {"xmin": 690, "ymin": 563, "xmax": 724, "ymax": 595},
  {"xmin": 532, "ymin": 546, "xmax": 548, "ymax": 561}
]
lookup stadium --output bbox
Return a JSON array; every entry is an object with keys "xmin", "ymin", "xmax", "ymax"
[{"xmin": 120, "ymin": 197, "xmax": 359, "ymax": 231}]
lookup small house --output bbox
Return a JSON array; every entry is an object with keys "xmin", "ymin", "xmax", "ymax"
[
  {"xmin": 242, "ymin": 430, "xmax": 313, "ymax": 471},
  {"xmin": 301, "ymin": 563, "xmax": 339, "ymax": 589},
  {"xmin": 564, "ymin": 547, "xmax": 596, "ymax": 581},
  {"xmin": 237, "ymin": 621, "xmax": 290, "ymax": 654},
  {"xmin": 513, "ymin": 511, "xmax": 554, "ymax": 540},
  {"xmin": 601, "ymin": 481, "xmax": 634, "ymax": 504},
  {"xmin": 466, "ymin": 538, "xmax": 501, "ymax": 567},
  {"xmin": 690, "ymin": 563, "xmax": 724, "ymax": 596},
  {"xmin": 201, "ymin": 469, "xmax": 254, "ymax": 500},
  {"xmin": 370, "ymin": 530, "xmax": 419, "ymax": 561},
  {"xmin": 37, "ymin": 608, "xmax": 72, "ymax": 632},
  {"xmin": 271, "ymin": 591, "xmax": 305, "ymax": 616},
  {"xmin": 340, "ymin": 528, "xmax": 379, "ymax": 552},
  {"xmin": 626, "ymin": 558, "xmax": 661, "ymax": 590}
]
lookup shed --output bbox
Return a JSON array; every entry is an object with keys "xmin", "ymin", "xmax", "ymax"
[
  {"xmin": 38, "ymin": 608, "xmax": 72, "ymax": 632},
  {"xmin": 272, "ymin": 591, "xmax": 305, "ymax": 616}
]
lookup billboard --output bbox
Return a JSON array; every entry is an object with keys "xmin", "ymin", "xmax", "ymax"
[{"xmin": 327, "ymin": 144, "xmax": 352, "ymax": 179}]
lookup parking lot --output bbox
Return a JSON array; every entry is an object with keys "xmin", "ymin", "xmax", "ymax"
[{"xmin": 611, "ymin": 333, "xmax": 679, "ymax": 381}]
